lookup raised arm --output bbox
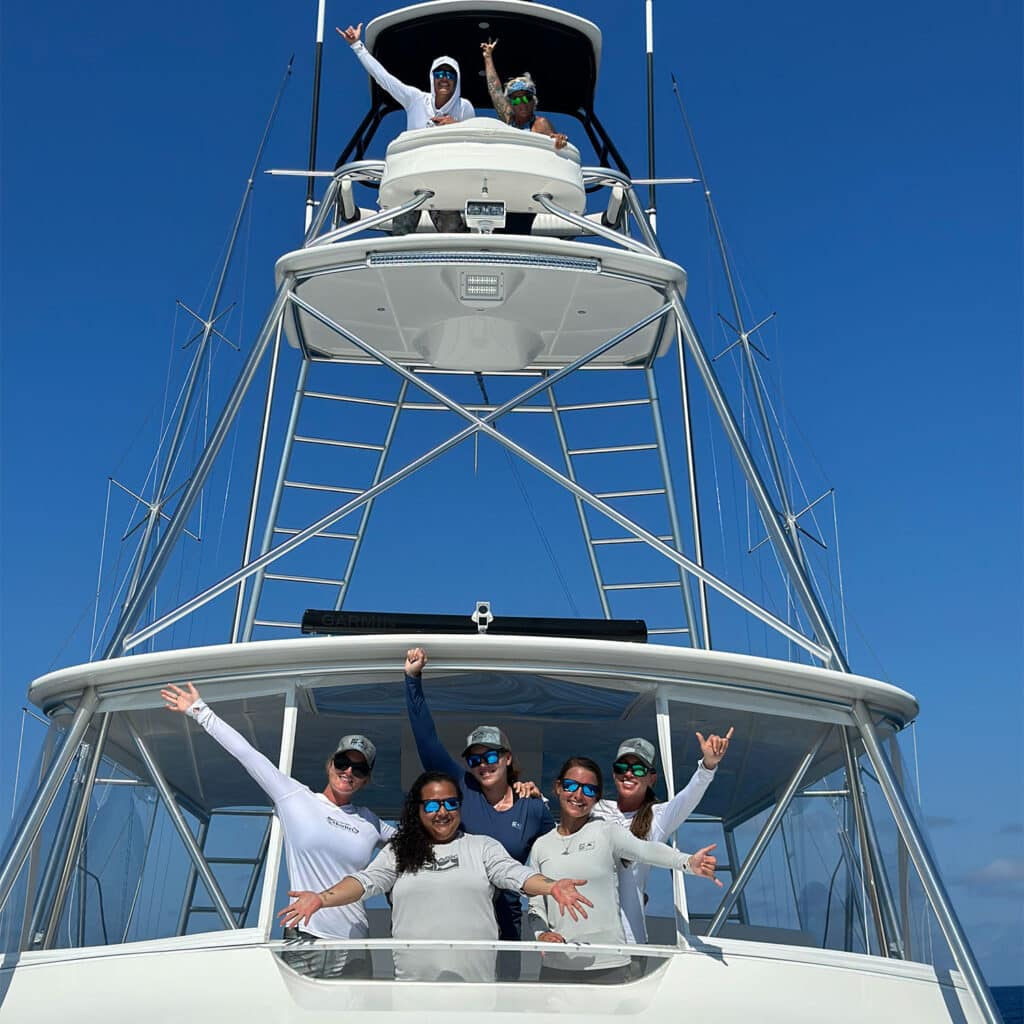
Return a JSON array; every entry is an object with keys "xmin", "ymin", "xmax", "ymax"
[
  {"xmin": 481, "ymin": 39, "xmax": 510, "ymax": 122},
  {"xmin": 403, "ymin": 648, "xmax": 461, "ymax": 777},
  {"xmin": 650, "ymin": 727, "xmax": 733, "ymax": 841},
  {"xmin": 338, "ymin": 24, "xmax": 422, "ymax": 110},
  {"xmin": 161, "ymin": 683, "xmax": 300, "ymax": 804}
]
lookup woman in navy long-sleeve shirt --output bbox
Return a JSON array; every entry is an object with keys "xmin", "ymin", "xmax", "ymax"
[{"xmin": 403, "ymin": 647, "xmax": 554, "ymax": 940}]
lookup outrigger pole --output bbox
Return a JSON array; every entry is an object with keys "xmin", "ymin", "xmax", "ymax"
[
  {"xmin": 115, "ymin": 57, "xmax": 293, "ymax": 631},
  {"xmin": 644, "ymin": 0, "xmax": 657, "ymax": 227},
  {"xmin": 305, "ymin": 0, "xmax": 327, "ymax": 230}
]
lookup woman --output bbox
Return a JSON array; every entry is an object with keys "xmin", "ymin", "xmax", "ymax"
[
  {"xmin": 280, "ymin": 771, "xmax": 591, "ymax": 982},
  {"xmin": 527, "ymin": 757, "xmax": 721, "ymax": 983},
  {"xmin": 403, "ymin": 647, "xmax": 554, "ymax": 941},
  {"xmin": 161, "ymin": 682, "xmax": 392, "ymax": 978},
  {"xmin": 481, "ymin": 39, "xmax": 568, "ymax": 148},
  {"xmin": 338, "ymin": 22, "xmax": 474, "ymax": 233},
  {"xmin": 595, "ymin": 730, "xmax": 733, "ymax": 943}
]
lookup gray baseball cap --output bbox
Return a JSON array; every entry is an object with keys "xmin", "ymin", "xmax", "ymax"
[
  {"xmin": 615, "ymin": 737, "xmax": 657, "ymax": 769},
  {"xmin": 461, "ymin": 725, "xmax": 511, "ymax": 757},
  {"xmin": 335, "ymin": 734, "xmax": 376, "ymax": 769}
]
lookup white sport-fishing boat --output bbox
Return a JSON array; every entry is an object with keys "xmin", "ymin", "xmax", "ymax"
[{"xmin": 0, "ymin": 2, "xmax": 1002, "ymax": 1021}]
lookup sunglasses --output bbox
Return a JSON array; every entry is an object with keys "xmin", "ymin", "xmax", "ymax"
[
  {"xmin": 433, "ymin": 69, "xmax": 457, "ymax": 80},
  {"xmin": 333, "ymin": 754, "xmax": 370, "ymax": 778},
  {"xmin": 465, "ymin": 749, "xmax": 504, "ymax": 768},
  {"xmin": 509, "ymin": 94, "xmax": 533, "ymax": 105},
  {"xmin": 559, "ymin": 779, "xmax": 599, "ymax": 799},
  {"xmin": 422, "ymin": 797, "xmax": 461, "ymax": 813},
  {"xmin": 613, "ymin": 761, "xmax": 652, "ymax": 778}
]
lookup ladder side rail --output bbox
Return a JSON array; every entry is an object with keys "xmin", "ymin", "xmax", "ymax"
[
  {"xmin": 177, "ymin": 816, "xmax": 210, "ymax": 936},
  {"xmin": 333, "ymin": 378, "xmax": 410, "ymax": 611},
  {"xmin": 241, "ymin": 357, "xmax": 311, "ymax": 642},
  {"xmin": 232, "ymin": 318, "xmax": 286, "ymax": 642},
  {"xmin": 546, "ymin": 383, "xmax": 613, "ymax": 619},
  {"xmin": 644, "ymin": 367, "xmax": 701, "ymax": 645}
]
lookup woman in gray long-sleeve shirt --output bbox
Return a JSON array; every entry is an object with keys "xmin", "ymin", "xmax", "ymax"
[
  {"xmin": 527, "ymin": 756, "xmax": 722, "ymax": 983},
  {"xmin": 280, "ymin": 770, "xmax": 592, "ymax": 982}
]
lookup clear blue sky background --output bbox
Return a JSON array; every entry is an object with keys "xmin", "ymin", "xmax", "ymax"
[{"xmin": 2, "ymin": 0, "xmax": 1021, "ymax": 985}]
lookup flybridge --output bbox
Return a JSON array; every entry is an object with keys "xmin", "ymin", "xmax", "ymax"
[{"xmin": 301, "ymin": 606, "xmax": 648, "ymax": 642}]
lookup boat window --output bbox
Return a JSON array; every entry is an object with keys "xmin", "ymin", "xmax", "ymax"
[{"xmin": 2, "ymin": 694, "xmax": 286, "ymax": 952}]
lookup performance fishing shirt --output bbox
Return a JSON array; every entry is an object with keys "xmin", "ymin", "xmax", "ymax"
[
  {"xmin": 527, "ymin": 818, "xmax": 696, "ymax": 971},
  {"xmin": 349, "ymin": 43, "xmax": 475, "ymax": 130},
  {"xmin": 592, "ymin": 760, "xmax": 716, "ymax": 942},
  {"xmin": 404, "ymin": 673, "xmax": 555, "ymax": 938},
  {"xmin": 186, "ymin": 699, "xmax": 394, "ymax": 940},
  {"xmin": 352, "ymin": 832, "xmax": 533, "ymax": 981}
]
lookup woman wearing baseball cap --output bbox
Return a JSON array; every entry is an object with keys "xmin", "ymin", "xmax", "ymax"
[
  {"xmin": 161, "ymin": 682, "xmax": 392, "ymax": 977},
  {"xmin": 594, "ymin": 729, "xmax": 733, "ymax": 944},
  {"xmin": 402, "ymin": 647, "xmax": 554, "ymax": 942}
]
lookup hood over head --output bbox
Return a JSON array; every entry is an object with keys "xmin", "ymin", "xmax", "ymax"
[{"xmin": 429, "ymin": 55, "xmax": 462, "ymax": 117}]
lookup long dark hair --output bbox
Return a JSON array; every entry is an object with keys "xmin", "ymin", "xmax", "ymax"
[
  {"xmin": 554, "ymin": 756, "xmax": 603, "ymax": 799},
  {"xmin": 390, "ymin": 770, "xmax": 462, "ymax": 875},
  {"xmin": 629, "ymin": 786, "xmax": 658, "ymax": 840}
]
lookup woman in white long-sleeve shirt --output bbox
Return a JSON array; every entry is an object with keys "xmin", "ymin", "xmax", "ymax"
[
  {"xmin": 593, "ymin": 729, "xmax": 733, "ymax": 943},
  {"xmin": 337, "ymin": 21, "xmax": 474, "ymax": 234},
  {"xmin": 161, "ymin": 682, "xmax": 393, "ymax": 978},
  {"xmin": 528, "ymin": 756, "xmax": 722, "ymax": 984}
]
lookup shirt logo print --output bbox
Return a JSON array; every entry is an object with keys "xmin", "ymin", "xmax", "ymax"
[
  {"xmin": 326, "ymin": 816, "xmax": 359, "ymax": 833},
  {"xmin": 427, "ymin": 854, "xmax": 460, "ymax": 872}
]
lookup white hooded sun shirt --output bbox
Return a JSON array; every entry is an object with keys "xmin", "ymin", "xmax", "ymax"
[{"xmin": 350, "ymin": 43, "xmax": 475, "ymax": 130}]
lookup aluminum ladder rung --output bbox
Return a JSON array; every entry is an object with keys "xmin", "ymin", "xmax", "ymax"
[
  {"xmin": 591, "ymin": 535, "xmax": 674, "ymax": 545},
  {"xmin": 594, "ymin": 488, "xmax": 666, "ymax": 499},
  {"xmin": 253, "ymin": 619, "xmax": 302, "ymax": 629},
  {"xmin": 648, "ymin": 627, "xmax": 691, "ymax": 635},
  {"xmin": 264, "ymin": 573, "xmax": 346, "ymax": 587},
  {"xmin": 602, "ymin": 581, "xmax": 681, "ymax": 591},
  {"xmin": 295, "ymin": 435, "xmax": 385, "ymax": 452},
  {"xmin": 283, "ymin": 480, "xmax": 363, "ymax": 495},
  {"xmin": 273, "ymin": 526, "xmax": 359, "ymax": 541},
  {"xmin": 205, "ymin": 856, "xmax": 265, "ymax": 866},
  {"xmin": 190, "ymin": 905, "xmax": 250, "ymax": 915},
  {"xmin": 303, "ymin": 391, "xmax": 396, "ymax": 408},
  {"xmin": 567, "ymin": 443, "xmax": 657, "ymax": 456},
  {"xmin": 556, "ymin": 398, "xmax": 651, "ymax": 412}
]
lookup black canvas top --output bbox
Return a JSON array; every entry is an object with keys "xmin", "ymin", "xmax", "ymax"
[{"xmin": 363, "ymin": 2, "xmax": 601, "ymax": 116}]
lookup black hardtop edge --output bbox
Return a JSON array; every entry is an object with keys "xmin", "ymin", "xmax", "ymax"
[
  {"xmin": 301, "ymin": 608, "xmax": 647, "ymax": 643},
  {"xmin": 366, "ymin": 6, "xmax": 598, "ymax": 116}
]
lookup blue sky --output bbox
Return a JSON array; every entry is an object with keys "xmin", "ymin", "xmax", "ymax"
[{"xmin": 2, "ymin": 0, "xmax": 1021, "ymax": 985}]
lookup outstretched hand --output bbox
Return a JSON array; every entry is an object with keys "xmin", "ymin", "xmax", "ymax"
[
  {"xmin": 696, "ymin": 726, "xmax": 734, "ymax": 768},
  {"xmin": 161, "ymin": 681, "xmax": 201, "ymax": 713},
  {"xmin": 480, "ymin": 38, "xmax": 498, "ymax": 59},
  {"xmin": 689, "ymin": 844, "xmax": 723, "ymax": 887},
  {"xmin": 278, "ymin": 890, "xmax": 325, "ymax": 929},
  {"xmin": 405, "ymin": 647, "xmax": 427, "ymax": 677},
  {"xmin": 550, "ymin": 878, "xmax": 592, "ymax": 921},
  {"xmin": 336, "ymin": 23, "xmax": 362, "ymax": 45}
]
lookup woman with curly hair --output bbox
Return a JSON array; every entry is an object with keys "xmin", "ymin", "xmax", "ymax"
[{"xmin": 280, "ymin": 770, "xmax": 591, "ymax": 982}]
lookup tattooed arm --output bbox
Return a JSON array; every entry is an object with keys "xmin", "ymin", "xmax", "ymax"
[{"xmin": 481, "ymin": 39, "xmax": 511, "ymax": 122}]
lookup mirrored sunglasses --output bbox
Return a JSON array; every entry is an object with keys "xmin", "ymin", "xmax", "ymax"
[
  {"xmin": 433, "ymin": 69, "xmax": 457, "ymax": 80},
  {"xmin": 509, "ymin": 93, "xmax": 533, "ymax": 105},
  {"xmin": 560, "ymin": 778, "xmax": 599, "ymax": 799},
  {"xmin": 421, "ymin": 797, "xmax": 461, "ymax": 813},
  {"xmin": 613, "ymin": 761, "xmax": 652, "ymax": 778},
  {"xmin": 333, "ymin": 754, "xmax": 370, "ymax": 777},
  {"xmin": 465, "ymin": 749, "xmax": 504, "ymax": 768}
]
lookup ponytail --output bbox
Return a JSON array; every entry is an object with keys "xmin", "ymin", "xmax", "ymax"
[{"xmin": 629, "ymin": 787, "xmax": 658, "ymax": 840}]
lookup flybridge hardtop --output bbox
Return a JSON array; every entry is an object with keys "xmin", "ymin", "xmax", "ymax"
[{"xmin": 362, "ymin": 1, "xmax": 602, "ymax": 116}]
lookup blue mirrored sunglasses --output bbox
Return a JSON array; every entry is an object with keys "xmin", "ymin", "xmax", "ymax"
[
  {"xmin": 465, "ymin": 749, "xmax": 504, "ymax": 768},
  {"xmin": 432, "ymin": 69, "xmax": 457, "ymax": 80},
  {"xmin": 421, "ymin": 797, "xmax": 461, "ymax": 813},
  {"xmin": 560, "ymin": 779, "xmax": 599, "ymax": 799}
]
